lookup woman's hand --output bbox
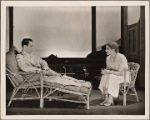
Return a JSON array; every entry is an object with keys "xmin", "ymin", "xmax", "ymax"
[
  {"xmin": 101, "ymin": 68, "xmax": 106, "ymax": 75},
  {"xmin": 101, "ymin": 69, "xmax": 110, "ymax": 75}
]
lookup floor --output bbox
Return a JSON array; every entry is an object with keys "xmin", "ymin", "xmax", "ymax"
[{"xmin": 6, "ymin": 89, "xmax": 145, "ymax": 115}]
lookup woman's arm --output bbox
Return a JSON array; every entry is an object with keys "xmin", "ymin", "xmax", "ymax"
[
  {"xmin": 104, "ymin": 69, "xmax": 124, "ymax": 76},
  {"xmin": 102, "ymin": 54, "xmax": 128, "ymax": 76}
]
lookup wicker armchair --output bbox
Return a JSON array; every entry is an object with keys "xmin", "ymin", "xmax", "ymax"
[{"xmin": 119, "ymin": 62, "xmax": 140, "ymax": 106}]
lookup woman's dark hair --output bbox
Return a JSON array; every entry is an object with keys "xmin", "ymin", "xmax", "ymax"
[
  {"xmin": 21, "ymin": 38, "xmax": 33, "ymax": 47},
  {"xmin": 107, "ymin": 41, "xmax": 119, "ymax": 53}
]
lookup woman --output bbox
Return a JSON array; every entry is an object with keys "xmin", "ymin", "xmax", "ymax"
[{"xmin": 99, "ymin": 41, "xmax": 130, "ymax": 106}]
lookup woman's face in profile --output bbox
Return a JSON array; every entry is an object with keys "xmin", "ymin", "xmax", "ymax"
[{"xmin": 105, "ymin": 45, "xmax": 112, "ymax": 55}]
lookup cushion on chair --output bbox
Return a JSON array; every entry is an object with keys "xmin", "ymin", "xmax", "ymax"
[
  {"xmin": 23, "ymin": 81, "xmax": 41, "ymax": 87},
  {"xmin": 6, "ymin": 45, "xmax": 20, "ymax": 73},
  {"xmin": 9, "ymin": 74, "xmax": 25, "ymax": 87},
  {"xmin": 6, "ymin": 46, "xmax": 25, "ymax": 86},
  {"xmin": 80, "ymin": 87, "xmax": 90, "ymax": 94}
]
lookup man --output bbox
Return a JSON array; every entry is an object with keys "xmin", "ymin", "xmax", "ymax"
[
  {"xmin": 16, "ymin": 38, "xmax": 91, "ymax": 88},
  {"xmin": 16, "ymin": 38, "xmax": 61, "ymax": 77}
]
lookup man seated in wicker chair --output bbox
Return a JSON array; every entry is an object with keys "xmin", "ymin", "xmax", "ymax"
[
  {"xmin": 16, "ymin": 38, "xmax": 61, "ymax": 76},
  {"xmin": 16, "ymin": 38, "xmax": 91, "ymax": 88}
]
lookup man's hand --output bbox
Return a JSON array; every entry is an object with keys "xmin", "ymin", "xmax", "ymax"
[{"xmin": 41, "ymin": 70, "xmax": 47, "ymax": 75}]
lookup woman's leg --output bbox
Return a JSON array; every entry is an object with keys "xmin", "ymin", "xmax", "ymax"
[
  {"xmin": 99, "ymin": 74, "xmax": 110, "ymax": 105},
  {"xmin": 104, "ymin": 94, "xmax": 114, "ymax": 106},
  {"xmin": 99, "ymin": 74, "xmax": 110, "ymax": 94},
  {"xmin": 100, "ymin": 93, "xmax": 108, "ymax": 105},
  {"xmin": 107, "ymin": 74, "xmax": 124, "ymax": 98}
]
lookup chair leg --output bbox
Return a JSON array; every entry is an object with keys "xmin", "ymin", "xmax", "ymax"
[
  {"xmin": 132, "ymin": 88, "xmax": 140, "ymax": 102},
  {"xmin": 40, "ymin": 84, "xmax": 44, "ymax": 108},
  {"xmin": 7, "ymin": 88, "xmax": 17, "ymax": 107},
  {"xmin": 40, "ymin": 98, "xmax": 44, "ymax": 108},
  {"xmin": 123, "ymin": 84, "xmax": 127, "ymax": 106},
  {"xmin": 123, "ymin": 93, "xmax": 126, "ymax": 106},
  {"xmin": 86, "ymin": 95, "xmax": 90, "ymax": 109}
]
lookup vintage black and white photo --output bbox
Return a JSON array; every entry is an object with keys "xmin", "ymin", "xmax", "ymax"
[{"xmin": 1, "ymin": 1, "xmax": 149, "ymax": 120}]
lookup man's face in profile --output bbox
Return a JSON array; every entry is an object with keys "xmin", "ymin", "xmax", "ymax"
[{"xmin": 26, "ymin": 41, "xmax": 34, "ymax": 54}]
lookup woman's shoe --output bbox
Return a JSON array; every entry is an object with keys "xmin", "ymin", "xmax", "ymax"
[
  {"xmin": 104, "ymin": 101, "xmax": 114, "ymax": 107},
  {"xmin": 99, "ymin": 99, "xmax": 107, "ymax": 106},
  {"xmin": 99, "ymin": 94, "xmax": 108, "ymax": 106},
  {"xmin": 104, "ymin": 95, "xmax": 114, "ymax": 107}
]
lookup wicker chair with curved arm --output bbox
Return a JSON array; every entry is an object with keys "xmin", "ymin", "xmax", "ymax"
[
  {"xmin": 6, "ymin": 46, "xmax": 92, "ymax": 109},
  {"xmin": 6, "ymin": 68, "xmax": 44, "ymax": 108},
  {"xmin": 119, "ymin": 62, "xmax": 140, "ymax": 106}
]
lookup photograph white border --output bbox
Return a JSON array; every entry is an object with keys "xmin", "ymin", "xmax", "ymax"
[{"xmin": 1, "ymin": 1, "xmax": 149, "ymax": 120}]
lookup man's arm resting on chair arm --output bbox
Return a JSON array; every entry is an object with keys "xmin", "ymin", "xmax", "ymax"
[{"xmin": 16, "ymin": 54, "xmax": 41, "ymax": 72}]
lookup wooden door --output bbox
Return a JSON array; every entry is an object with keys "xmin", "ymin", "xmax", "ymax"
[
  {"xmin": 127, "ymin": 22, "xmax": 140, "ymax": 63},
  {"xmin": 121, "ymin": 6, "xmax": 145, "ymax": 88}
]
